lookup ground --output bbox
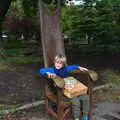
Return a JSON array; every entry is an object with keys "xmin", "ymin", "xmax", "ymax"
[
  {"xmin": 0, "ymin": 51, "xmax": 120, "ymax": 120},
  {"xmin": 2, "ymin": 88, "xmax": 120, "ymax": 120}
]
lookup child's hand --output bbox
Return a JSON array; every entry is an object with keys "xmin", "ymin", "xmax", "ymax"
[
  {"xmin": 79, "ymin": 67, "xmax": 88, "ymax": 72},
  {"xmin": 46, "ymin": 72, "xmax": 56, "ymax": 78}
]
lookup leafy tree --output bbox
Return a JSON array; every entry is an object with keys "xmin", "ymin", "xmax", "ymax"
[
  {"xmin": 21, "ymin": 0, "xmax": 38, "ymax": 18},
  {"xmin": 62, "ymin": 0, "xmax": 120, "ymax": 46}
]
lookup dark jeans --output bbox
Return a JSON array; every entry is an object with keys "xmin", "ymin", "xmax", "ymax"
[{"xmin": 70, "ymin": 94, "xmax": 89, "ymax": 118}]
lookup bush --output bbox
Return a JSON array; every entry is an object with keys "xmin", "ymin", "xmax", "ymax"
[{"xmin": 2, "ymin": 34, "xmax": 24, "ymax": 49}]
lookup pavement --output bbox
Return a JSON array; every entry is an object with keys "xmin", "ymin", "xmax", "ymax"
[{"xmin": 93, "ymin": 101, "xmax": 120, "ymax": 120}]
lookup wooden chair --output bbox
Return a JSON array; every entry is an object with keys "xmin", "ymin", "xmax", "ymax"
[
  {"xmin": 44, "ymin": 70, "xmax": 96, "ymax": 120},
  {"xmin": 45, "ymin": 84, "xmax": 71, "ymax": 120}
]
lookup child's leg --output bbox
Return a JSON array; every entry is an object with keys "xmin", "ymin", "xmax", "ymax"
[
  {"xmin": 70, "ymin": 96, "xmax": 81, "ymax": 119},
  {"xmin": 78, "ymin": 94, "xmax": 89, "ymax": 116}
]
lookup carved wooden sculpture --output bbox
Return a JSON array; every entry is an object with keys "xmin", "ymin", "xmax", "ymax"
[{"xmin": 44, "ymin": 70, "xmax": 98, "ymax": 120}]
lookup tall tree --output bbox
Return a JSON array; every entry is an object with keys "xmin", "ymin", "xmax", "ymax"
[{"xmin": 39, "ymin": 0, "xmax": 65, "ymax": 67}]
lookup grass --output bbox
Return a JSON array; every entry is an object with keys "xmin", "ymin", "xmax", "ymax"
[
  {"xmin": 26, "ymin": 40, "xmax": 38, "ymax": 44},
  {"xmin": 0, "ymin": 57, "xmax": 43, "ymax": 64},
  {"xmin": 93, "ymin": 88, "xmax": 120, "ymax": 103},
  {"xmin": 107, "ymin": 71, "xmax": 120, "ymax": 86},
  {"xmin": 0, "ymin": 56, "xmax": 43, "ymax": 71},
  {"xmin": 0, "ymin": 62, "xmax": 16, "ymax": 71},
  {"xmin": 100, "ymin": 69, "xmax": 120, "ymax": 86},
  {"xmin": 0, "ymin": 104, "xmax": 18, "ymax": 120},
  {"xmin": 0, "ymin": 104, "xmax": 14, "ymax": 111}
]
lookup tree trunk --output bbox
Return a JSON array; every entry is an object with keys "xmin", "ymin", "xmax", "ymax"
[
  {"xmin": 38, "ymin": 0, "xmax": 65, "ymax": 67},
  {"xmin": 0, "ymin": 0, "xmax": 12, "ymax": 46}
]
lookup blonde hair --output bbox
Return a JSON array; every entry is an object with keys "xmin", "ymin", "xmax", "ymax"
[{"xmin": 54, "ymin": 54, "xmax": 67, "ymax": 65}]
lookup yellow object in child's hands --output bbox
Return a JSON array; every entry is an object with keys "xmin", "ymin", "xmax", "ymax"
[
  {"xmin": 63, "ymin": 77, "xmax": 88, "ymax": 98},
  {"xmin": 64, "ymin": 77, "xmax": 77, "ymax": 89}
]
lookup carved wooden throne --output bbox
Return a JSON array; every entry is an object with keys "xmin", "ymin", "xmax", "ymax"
[{"xmin": 44, "ymin": 70, "xmax": 97, "ymax": 120}]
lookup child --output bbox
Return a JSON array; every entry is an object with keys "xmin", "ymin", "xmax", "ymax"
[{"xmin": 40, "ymin": 54, "xmax": 89, "ymax": 120}]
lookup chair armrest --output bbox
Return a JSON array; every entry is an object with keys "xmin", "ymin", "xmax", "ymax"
[
  {"xmin": 87, "ymin": 70, "xmax": 98, "ymax": 81},
  {"xmin": 70, "ymin": 69, "xmax": 98, "ymax": 81},
  {"xmin": 42, "ymin": 74, "xmax": 64, "ymax": 88},
  {"xmin": 44, "ymin": 75, "xmax": 64, "ymax": 88}
]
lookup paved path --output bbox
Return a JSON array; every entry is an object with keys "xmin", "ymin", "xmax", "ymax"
[{"xmin": 93, "ymin": 101, "xmax": 120, "ymax": 120}]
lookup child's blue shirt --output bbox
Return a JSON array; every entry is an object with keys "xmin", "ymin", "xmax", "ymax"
[{"xmin": 40, "ymin": 65, "xmax": 79, "ymax": 78}]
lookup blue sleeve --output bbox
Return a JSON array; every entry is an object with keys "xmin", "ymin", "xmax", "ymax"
[
  {"xmin": 39, "ymin": 67, "xmax": 55, "ymax": 75},
  {"xmin": 66, "ymin": 65, "xmax": 79, "ymax": 73}
]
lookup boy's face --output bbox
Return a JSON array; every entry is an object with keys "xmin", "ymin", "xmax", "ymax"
[{"xmin": 54, "ymin": 61, "xmax": 64, "ymax": 69}]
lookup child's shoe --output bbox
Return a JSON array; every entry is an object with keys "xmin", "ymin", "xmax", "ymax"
[{"xmin": 82, "ymin": 116, "xmax": 88, "ymax": 120}]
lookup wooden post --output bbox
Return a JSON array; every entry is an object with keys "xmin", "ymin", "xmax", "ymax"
[{"xmin": 88, "ymin": 74, "xmax": 93, "ymax": 120}]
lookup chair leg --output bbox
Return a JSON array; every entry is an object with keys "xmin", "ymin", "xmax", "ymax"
[{"xmin": 57, "ymin": 103, "xmax": 71, "ymax": 120}]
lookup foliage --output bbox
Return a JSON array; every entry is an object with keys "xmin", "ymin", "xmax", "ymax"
[
  {"xmin": 5, "ymin": 48, "xmax": 22, "ymax": 56},
  {"xmin": 1, "ymin": 0, "xmax": 120, "ymax": 52},
  {"xmin": 94, "ymin": 88, "xmax": 120, "ymax": 103},
  {"xmin": 62, "ymin": 6, "xmax": 81, "ymax": 35},
  {"xmin": 107, "ymin": 71, "xmax": 120, "ymax": 86},
  {"xmin": 7, "ymin": 0, "xmax": 24, "ymax": 18},
  {"xmin": 116, "ymin": 96, "xmax": 120, "ymax": 101},
  {"xmin": 61, "ymin": 0, "xmax": 120, "ymax": 47},
  {"xmin": 3, "ymin": 0, "xmax": 40, "ymax": 41},
  {"xmin": 7, "ymin": 0, "xmax": 38, "ymax": 18},
  {"xmin": 21, "ymin": 0, "xmax": 38, "ymax": 18},
  {"xmin": 100, "ymin": 69, "xmax": 120, "ymax": 86}
]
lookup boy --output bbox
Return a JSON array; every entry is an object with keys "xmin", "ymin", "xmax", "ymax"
[{"xmin": 40, "ymin": 54, "xmax": 89, "ymax": 120}]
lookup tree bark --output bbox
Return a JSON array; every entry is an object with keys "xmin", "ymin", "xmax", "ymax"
[{"xmin": 38, "ymin": 0, "xmax": 65, "ymax": 67}]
